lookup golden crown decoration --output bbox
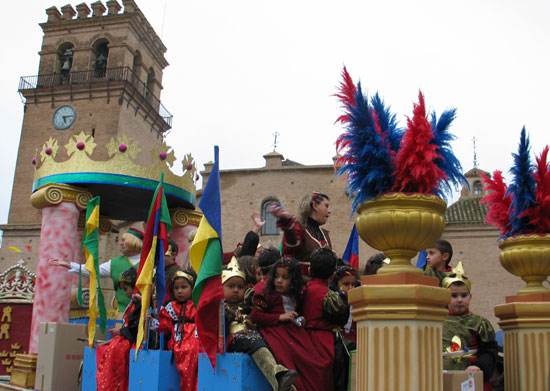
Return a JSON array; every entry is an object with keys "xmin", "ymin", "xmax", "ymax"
[
  {"xmin": 222, "ymin": 257, "xmax": 246, "ymax": 284},
  {"xmin": 441, "ymin": 262, "xmax": 472, "ymax": 291},
  {"xmin": 31, "ymin": 132, "xmax": 198, "ymax": 220}
]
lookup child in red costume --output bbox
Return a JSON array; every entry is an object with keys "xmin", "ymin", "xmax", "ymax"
[
  {"xmin": 250, "ymin": 258, "xmax": 325, "ymax": 391},
  {"xmin": 96, "ymin": 268, "xmax": 141, "ymax": 391},
  {"xmin": 152, "ymin": 270, "xmax": 199, "ymax": 391},
  {"xmin": 223, "ymin": 257, "xmax": 297, "ymax": 391},
  {"xmin": 303, "ymin": 248, "xmax": 349, "ymax": 391}
]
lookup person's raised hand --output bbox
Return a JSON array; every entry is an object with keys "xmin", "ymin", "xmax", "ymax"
[
  {"xmin": 251, "ymin": 212, "xmax": 266, "ymax": 234},
  {"xmin": 268, "ymin": 204, "xmax": 291, "ymax": 220}
]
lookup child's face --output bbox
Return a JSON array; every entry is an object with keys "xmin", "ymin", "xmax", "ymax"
[
  {"xmin": 164, "ymin": 246, "xmax": 177, "ymax": 266},
  {"xmin": 120, "ymin": 282, "xmax": 133, "ymax": 299},
  {"xmin": 426, "ymin": 248, "xmax": 449, "ymax": 271},
  {"xmin": 173, "ymin": 278, "xmax": 192, "ymax": 303},
  {"xmin": 255, "ymin": 266, "xmax": 262, "ymax": 283},
  {"xmin": 223, "ymin": 276, "xmax": 245, "ymax": 303},
  {"xmin": 448, "ymin": 283, "xmax": 471, "ymax": 315},
  {"xmin": 338, "ymin": 275, "xmax": 356, "ymax": 294},
  {"xmin": 274, "ymin": 266, "xmax": 291, "ymax": 294},
  {"xmin": 164, "ymin": 254, "xmax": 176, "ymax": 266}
]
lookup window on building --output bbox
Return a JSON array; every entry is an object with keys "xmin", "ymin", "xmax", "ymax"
[
  {"xmin": 473, "ymin": 180, "xmax": 483, "ymax": 195},
  {"xmin": 58, "ymin": 43, "xmax": 74, "ymax": 78},
  {"xmin": 93, "ymin": 40, "xmax": 109, "ymax": 77},
  {"xmin": 130, "ymin": 50, "xmax": 142, "ymax": 88},
  {"xmin": 261, "ymin": 199, "xmax": 280, "ymax": 235},
  {"xmin": 146, "ymin": 67, "xmax": 155, "ymax": 102}
]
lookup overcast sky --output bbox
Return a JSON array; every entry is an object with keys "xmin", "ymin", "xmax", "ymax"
[{"xmin": 1, "ymin": 0, "xmax": 549, "ymax": 226}]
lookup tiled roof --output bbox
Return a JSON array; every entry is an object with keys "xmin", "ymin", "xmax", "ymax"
[
  {"xmin": 281, "ymin": 159, "xmax": 304, "ymax": 167},
  {"xmin": 464, "ymin": 168, "xmax": 489, "ymax": 178},
  {"xmin": 444, "ymin": 196, "xmax": 489, "ymax": 224}
]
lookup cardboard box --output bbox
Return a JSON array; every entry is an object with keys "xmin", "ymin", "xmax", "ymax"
[
  {"xmin": 35, "ymin": 322, "xmax": 106, "ymax": 391},
  {"xmin": 443, "ymin": 370, "xmax": 483, "ymax": 391}
]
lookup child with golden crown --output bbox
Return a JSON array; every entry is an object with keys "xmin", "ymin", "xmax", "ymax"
[
  {"xmin": 442, "ymin": 263, "xmax": 499, "ymax": 390},
  {"xmin": 223, "ymin": 257, "xmax": 298, "ymax": 391}
]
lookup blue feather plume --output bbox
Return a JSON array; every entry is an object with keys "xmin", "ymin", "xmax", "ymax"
[
  {"xmin": 429, "ymin": 108, "xmax": 466, "ymax": 199},
  {"xmin": 370, "ymin": 92, "xmax": 403, "ymax": 153},
  {"xmin": 336, "ymin": 82, "xmax": 395, "ymax": 213},
  {"xmin": 507, "ymin": 127, "xmax": 536, "ymax": 236}
]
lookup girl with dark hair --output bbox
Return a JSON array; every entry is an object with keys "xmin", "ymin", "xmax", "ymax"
[
  {"xmin": 269, "ymin": 192, "xmax": 333, "ymax": 277},
  {"xmin": 250, "ymin": 258, "xmax": 324, "ymax": 391},
  {"xmin": 264, "ymin": 258, "xmax": 304, "ymax": 301},
  {"xmin": 151, "ymin": 270, "xmax": 199, "ymax": 391}
]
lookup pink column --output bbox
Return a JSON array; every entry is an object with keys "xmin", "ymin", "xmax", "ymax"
[
  {"xmin": 71, "ymin": 227, "xmax": 87, "ymax": 289},
  {"xmin": 171, "ymin": 224, "xmax": 198, "ymax": 270},
  {"xmin": 29, "ymin": 202, "xmax": 81, "ymax": 353}
]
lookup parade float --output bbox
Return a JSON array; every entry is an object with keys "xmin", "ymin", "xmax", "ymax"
[{"xmin": 4, "ymin": 131, "xmax": 200, "ymax": 390}]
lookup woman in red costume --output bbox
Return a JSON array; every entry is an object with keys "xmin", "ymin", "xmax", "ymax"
[
  {"xmin": 250, "ymin": 258, "xmax": 325, "ymax": 391},
  {"xmin": 152, "ymin": 270, "xmax": 199, "ymax": 391},
  {"xmin": 96, "ymin": 268, "xmax": 141, "ymax": 391},
  {"xmin": 269, "ymin": 192, "xmax": 332, "ymax": 277}
]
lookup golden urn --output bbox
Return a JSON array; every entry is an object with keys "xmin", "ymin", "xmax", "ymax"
[
  {"xmin": 498, "ymin": 234, "xmax": 550, "ymax": 295},
  {"xmin": 356, "ymin": 192, "xmax": 447, "ymax": 275}
]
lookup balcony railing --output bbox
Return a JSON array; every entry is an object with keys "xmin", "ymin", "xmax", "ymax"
[{"xmin": 18, "ymin": 67, "xmax": 172, "ymax": 128}]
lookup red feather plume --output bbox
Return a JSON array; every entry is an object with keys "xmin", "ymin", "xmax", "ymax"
[
  {"xmin": 335, "ymin": 66, "xmax": 358, "ymax": 168},
  {"xmin": 334, "ymin": 66, "xmax": 357, "ymax": 128},
  {"xmin": 480, "ymin": 170, "xmax": 512, "ymax": 235},
  {"xmin": 522, "ymin": 146, "xmax": 550, "ymax": 232},
  {"xmin": 391, "ymin": 91, "xmax": 445, "ymax": 193}
]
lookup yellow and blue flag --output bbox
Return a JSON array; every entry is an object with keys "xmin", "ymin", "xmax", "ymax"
[{"xmin": 190, "ymin": 146, "xmax": 224, "ymax": 369}]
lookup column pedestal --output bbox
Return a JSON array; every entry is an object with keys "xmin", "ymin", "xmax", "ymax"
[
  {"xmin": 494, "ymin": 293, "xmax": 550, "ymax": 391},
  {"xmin": 349, "ymin": 273, "xmax": 450, "ymax": 391}
]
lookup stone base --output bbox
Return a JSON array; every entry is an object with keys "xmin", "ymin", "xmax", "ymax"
[
  {"xmin": 495, "ymin": 296, "xmax": 550, "ymax": 391},
  {"xmin": 349, "ymin": 276, "xmax": 450, "ymax": 391},
  {"xmin": 9, "ymin": 354, "xmax": 36, "ymax": 389},
  {"xmin": 8, "ymin": 370, "xmax": 34, "ymax": 390}
]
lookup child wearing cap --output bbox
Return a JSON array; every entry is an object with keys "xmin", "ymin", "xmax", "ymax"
[{"xmin": 442, "ymin": 263, "xmax": 498, "ymax": 390}]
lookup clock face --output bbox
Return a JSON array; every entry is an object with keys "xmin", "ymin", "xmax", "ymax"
[{"xmin": 52, "ymin": 105, "xmax": 76, "ymax": 130}]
